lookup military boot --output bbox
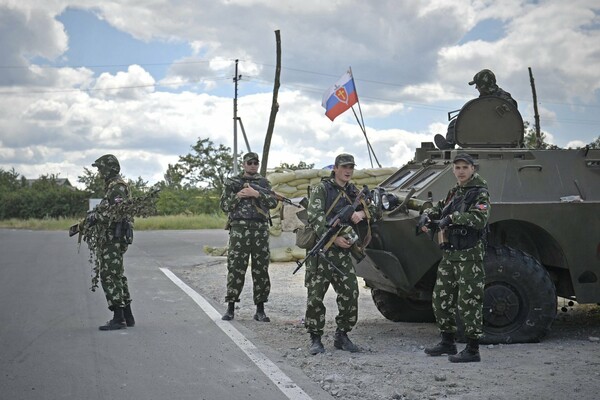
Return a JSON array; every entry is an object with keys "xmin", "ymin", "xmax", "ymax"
[
  {"xmin": 449, "ymin": 338, "xmax": 480, "ymax": 363},
  {"xmin": 424, "ymin": 332, "xmax": 457, "ymax": 356},
  {"xmin": 99, "ymin": 307, "xmax": 127, "ymax": 331},
  {"xmin": 309, "ymin": 333, "xmax": 325, "ymax": 355},
  {"xmin": 221, "ymin": 302, "xmax": 235, "ymax": 321},
  {"xmin": 124, "ymin": 303, "xmax": 135, "ymax": 327},
  {"xmin": 253, "ymin": 302, "xmax": 270, "ymax": 322},
  {"xmin": 333, "ymin": 329, "xmax": 360, "ymax": 352}
]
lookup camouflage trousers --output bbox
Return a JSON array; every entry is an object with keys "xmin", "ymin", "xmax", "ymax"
[
  {"xmin": 304, "ymin": 247, "xmax": 359, "ymax": 336},
  {"xmin": 225, "ymin": 223, "xmax": 271, "ymax": 304},
  {"xmin": 432, "ymin": 244, "xmax": 485, "ymax": 339},
  {"xmin": 99, "ymin": 241, "xmax": 131, "ymax": 310}
]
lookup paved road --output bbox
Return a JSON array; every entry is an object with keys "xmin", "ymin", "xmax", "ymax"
[{"xmin": 0, "ymin": 229, "xmax": 330, "ymax": 400}]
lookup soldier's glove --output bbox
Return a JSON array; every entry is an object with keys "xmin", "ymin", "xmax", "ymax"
[{"xmin": 438, "ymin": 215, "xmax": 452, "ymax": 229}]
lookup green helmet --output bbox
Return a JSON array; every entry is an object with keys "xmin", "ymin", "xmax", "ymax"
[{"xmin": 92, "ymin": 154, "xmax": 120, "ymax": 178}]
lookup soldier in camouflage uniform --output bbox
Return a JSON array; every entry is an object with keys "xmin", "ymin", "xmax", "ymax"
[
  {"xmin": 420, "ymin": 153, "xmax": 491, "ymax": 362},
  {"xmin": 304, "ymin": 153, "xmax": 375, "ymax": 355},
  {"xmin": 436, "ymin": 69, "xmax": 518, "ymax": 149},
  {"xmin": 220, "ymin": 152, "xmax": 278, "ymax": 322},
  {"xmin": 91, "ymin": 154, "xmax": 136, "ymax": 331}
]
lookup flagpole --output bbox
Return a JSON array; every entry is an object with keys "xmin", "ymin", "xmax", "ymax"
[{"xmin": 349, "ymin": 67, "xmax": 382, "ymax": 168}]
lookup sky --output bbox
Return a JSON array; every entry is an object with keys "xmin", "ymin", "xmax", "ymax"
[{"xmin": 1, "ymin": 0, "xmax": 599, "ymax": 188}]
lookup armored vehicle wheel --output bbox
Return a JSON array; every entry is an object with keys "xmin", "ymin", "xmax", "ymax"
[
  {"xmin": 481, "ymin": 245, "xmax": 557, "ymax": 344},
  {"xmin": 371, "ymin": 288, "xmax": 435, "ymax": 323}
]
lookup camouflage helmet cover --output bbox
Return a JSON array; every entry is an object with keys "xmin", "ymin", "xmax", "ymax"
[{"xmin": 92, "ymin": 154, "xmax": 121, "ymax": 177}]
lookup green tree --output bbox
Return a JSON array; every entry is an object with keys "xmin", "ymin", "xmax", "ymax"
[
  {"xmin": 175, "ymin": 137, "xmax": 235, "ymax": 193},
  {"xmin": 0, "ymin": 168, "xmax": 22, "ymax": 192},
  {"xmin": 277, "ymin": 161, "xmax": 315, "ymax": 170},
  {"xmin": 522, "ymin": 121, "xmax": 559, "ymax": 149},
  {"xmin": 587, "ymin": 136, "xmax": 600, "ymax": 149},
  {"xmin": 77, "ymin": 167, "xmax": 104, "ymax": 197}
]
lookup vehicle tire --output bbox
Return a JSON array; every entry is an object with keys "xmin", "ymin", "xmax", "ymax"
[
  {"xmin": 371, "ymin": 288, "xmax": 435, "ymax": 323},
  {"xmin": 480, "ymin": 245, "xmax": 557, "ymax": 344}
]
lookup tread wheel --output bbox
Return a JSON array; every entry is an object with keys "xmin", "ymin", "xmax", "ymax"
[
  {"xmin": 371, "ymin": 288, "xmax": 435, "ymax": 323},
  {"xmin": 481, "ymin": 245, "xmax": 557, "ymax": 344}
]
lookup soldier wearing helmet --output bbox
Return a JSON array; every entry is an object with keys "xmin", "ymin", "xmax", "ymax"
[
  {"xmin": 435, "ymin": 69, "xmax": 518, "ymax": 150},
  {"xmin": 90, "ymin": 154, "xmax": 135, "ymax": 331}
]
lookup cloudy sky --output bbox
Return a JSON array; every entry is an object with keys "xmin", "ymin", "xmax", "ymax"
[{"xmin": 1, "ymin": 0, "xmax": 599, "ymax": 188}]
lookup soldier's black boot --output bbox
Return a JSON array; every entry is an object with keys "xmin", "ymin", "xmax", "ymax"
[
  {"xmin": 253, "ymin": 302, "xmax": 270, "ymax": 322},
  {"xmin": 124, "ymin": 303, "xmax": 135, "ymax": 327},
  {"xmin": 309, "ymin": 333, "xmax": 325, "ymax": 355},
  {"xmin": 449, "ymin": 337, "xmax": 480, "ymax": 363},
  {"xmin": 99, "ymin": 307, "xmax": 127, "ymax": 331},
  {"xmin": 424, "ymin": 332, "xmax": 458, "ymax": 356},
  {"xmin": 221, "ymin": 302, "xmax": 235, "ymax": 321},
  {"xmin": 333, "ymin": 329, "xmax": 360, "ymax": 352}
]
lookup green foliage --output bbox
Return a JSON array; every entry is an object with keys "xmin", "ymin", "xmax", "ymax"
[
  {"xmin": 155, "ymin": 186, "xmax": 221, "ymax": 215},
  {"xmin": 174, "ymin": 137, "xmax": 235, "ymax": 193},
  {"xmin": 77, "ymin": 167, "xmax": 105, "ymax": 197},
  {"xmin": 522, "ymin": 121, "xmax": 559, "ymax": 149},
  {"xmin": 588, "ymin": 136, "xmax": 600, "ymax": 149},
  {"xmin": 0, "ymin": 170, "xmax": 89, "ymax": 220},
  {"xmin": 277, "ymin": 160, "xmax": 315, "ymax": 170}
]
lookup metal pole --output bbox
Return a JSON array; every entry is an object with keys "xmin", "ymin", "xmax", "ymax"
[
  {"xmin": 233, "ymin": 59, "xmax": 240, "ymax": 174},
  {"xmin": 528, "ymin": 67, "xmax": 541, "ymax": 148}
]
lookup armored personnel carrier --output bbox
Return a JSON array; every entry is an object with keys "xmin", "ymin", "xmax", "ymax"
[{"xmin": 356, "ymin": 96, "xmax": 600, "ymax": 343}]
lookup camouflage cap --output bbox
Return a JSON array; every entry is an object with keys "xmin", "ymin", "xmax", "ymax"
[
  {"xmin": 468, "ymin": 69, "xmax": 496, "ymax": 88},
  {"xmin": 92, "ymin": 154, "xmax": 121, "ymax": 176},
  {"xmin": 335, "ymin": 153, "xmax": 355, "ymax": 166},
  {"xmin": 243, "ymin": 152, "xmax": 260, "ymax": 163},
  {"xmin": 453, "ymin": 153, "xmax": 475, "ymax": 165}
]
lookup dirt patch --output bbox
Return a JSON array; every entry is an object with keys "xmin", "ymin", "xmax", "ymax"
[{"xmin": 176, "ymin": 260, "xmax": 600, "ymax": 400}]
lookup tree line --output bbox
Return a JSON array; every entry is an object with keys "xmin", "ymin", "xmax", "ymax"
[
  {"xmin": 1, "ymin": 133, "xmax": 597, "ymax": 220},
  {"xmin": 0, "ymin": 138, "xmax": 314, "ymax": 220}
]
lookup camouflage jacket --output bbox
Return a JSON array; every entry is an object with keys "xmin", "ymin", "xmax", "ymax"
[
  {"xmin": 482, "ymin": 87, "xmax": 518, "ymax": 109},
  {"xmin": 307, "ymin": 178, "xmax": 375, "ymax": 240},
  {"xmin": 220, "ymin": 173, "xmax": 278, "ymax": 224},
  {"xmin": 424, "ymin": 173, "xmax": 490, "ymax": 230},
  {"xmin": 93, "ymin": 176, "xmax": 132, "ymax": 240}
]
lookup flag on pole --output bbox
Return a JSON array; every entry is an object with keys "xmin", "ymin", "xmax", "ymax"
[{"xmin": 321, "ymin": 70, "xmax": 358, "ymax": 121}]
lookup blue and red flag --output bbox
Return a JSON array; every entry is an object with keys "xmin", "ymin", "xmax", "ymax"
[{"xmin": 321, "ymin": 70, "xmax": 358, "ymax": 121}]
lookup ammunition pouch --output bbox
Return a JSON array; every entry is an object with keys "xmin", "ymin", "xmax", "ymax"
[
  {"xmin": 115, "ymin": 220, "xmax": 134, "ymax": 245},
  {"xmin": 440, "ymin": 225, "xmax": 482, "ymax": 251},
  {"xmin": 294, "ymin": 225, "xmax": 317, "ymax": 249}
]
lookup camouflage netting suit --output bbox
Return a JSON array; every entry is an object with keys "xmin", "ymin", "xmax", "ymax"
[
  {"xmin": 220, "ymin": 173, "xmax": 278, "ymax": 305},
  {"xmin": 304, "ymin": 178, "xmax": 375, "ymax": 336},
  {"xmin": 92, "ymin": 155, "xmax": 133, "ymax": 311},
  {"xmin": 423, "ymin": 173, "xmax": 491, "ymax": 339}
]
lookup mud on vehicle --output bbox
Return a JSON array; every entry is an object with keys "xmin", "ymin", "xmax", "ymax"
[{"xmin": 355, "ymin": 96, "xmax": 600, "ymax": 344}]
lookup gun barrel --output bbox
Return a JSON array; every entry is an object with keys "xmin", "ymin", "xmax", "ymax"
[{"xmin": 399, "ymin": 196, "xmax": 432, "ymax": 212}]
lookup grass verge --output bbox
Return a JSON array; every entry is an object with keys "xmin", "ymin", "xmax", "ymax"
[{"xmin": 0, "ymin": 214, "xmax": 228, "ymax": 231}]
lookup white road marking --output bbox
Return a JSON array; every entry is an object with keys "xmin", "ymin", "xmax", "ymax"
[{"xmin": 160, "ymin": 267, "xmax": 313, "ymax": 400}]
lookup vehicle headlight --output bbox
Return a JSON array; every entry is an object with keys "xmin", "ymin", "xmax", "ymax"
[{"xmin": 381, "ymin": 193, "xmax": 400, "ymax": 211}]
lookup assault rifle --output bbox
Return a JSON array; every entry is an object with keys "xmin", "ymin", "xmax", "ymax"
[
  {"xmin": 293, "ymin": 185, "xmax": 369, "ymax": 275},
  {"xmin": 244, "ymin": 182, "xmax": 301, "ymax": 208}
]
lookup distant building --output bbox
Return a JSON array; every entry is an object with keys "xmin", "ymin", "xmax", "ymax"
[{"xmin": 25, "ymin": 178, "xmax": 76, "ymax": 190}]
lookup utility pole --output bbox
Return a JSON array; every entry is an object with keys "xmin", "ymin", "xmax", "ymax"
[
  {"xmin": 233, "ymin": 59, "xmax": 241, "ymax": 174},
  {"xmin": 528, "ymin": 67, "xmax": 542, "ymax": 148}
]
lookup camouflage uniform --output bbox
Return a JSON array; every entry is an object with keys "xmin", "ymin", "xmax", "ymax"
[
  {"xmin": 91, "ymin": 155, "xmax": 133, "ymax": 311},
  {"xmin": 423, "ymin": 172, "xmax": 490, "ymax": 339},
  {"xmin": 304, "ymin": 178, "xmax": 374, "ymax": 336},
  {"xmin": 220, "ymin": 172, "xmax": 278, "ymax": 305}
]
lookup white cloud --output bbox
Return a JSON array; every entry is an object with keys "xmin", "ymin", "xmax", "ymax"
[{"xmin": 1, "ymin": 0, "xmax": 599, "ymax": 185}]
